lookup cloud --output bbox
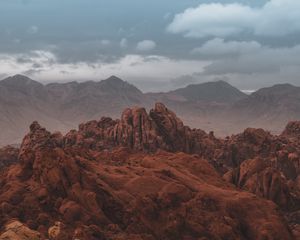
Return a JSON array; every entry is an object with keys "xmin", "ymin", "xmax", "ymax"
[
  {"xmin": 27, "ymin": 25, "xmax": 39, "ymax": 34},
  {"xmin": 242, "ymin": 90, "xmax": 256, "ymax": 95},
  {"xmin": 167, "ymin": 0, "xmax": 300, "ymax": 38},
  {"xmin": 136, "ymin": 40, "xmax": 157, "ymax": 52},
  {"xmin": 100, "ymin": 40, "xmax": 111, "ymax": 46},
  {"xmin": 1, "ymin": 47, "xmax": 300, "ymax": 92},
  {"xmin": 191, "ymin": 38, "xmax": 261, "ymax": 58},
  {"xmin": 163, "ymin": 12, "xmax": 172, "ymax": 20},
  {"xmin": 169, "ymin": 74, "xmax": 199, "ymax": 88},
  {"xmin": 0, "ymin": 51, "xmax": 209, "ymax": 91},
  {"xmin": 120, "ymin": 38, "xmax": 128, "ymax": 49},
  {"xmin": 202, "ymin": 44, "xmax": 300, "ymax": 75},
  {"xmin": 186, "ymin": 36, "xmax": 300, "ymax": 89}
]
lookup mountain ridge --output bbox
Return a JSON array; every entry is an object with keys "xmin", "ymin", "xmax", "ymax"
[
  {"xmin": 168, "ymin": 80, "xmax": 247, "ymax": 103},
  {"xmin": 0, "ymin": 74, "xmax": 299, "ymax": 146}
]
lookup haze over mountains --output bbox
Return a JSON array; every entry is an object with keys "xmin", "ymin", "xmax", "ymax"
[{"xmin": 0, "ymin": 74, "xmax": 299, "ymax": 146}]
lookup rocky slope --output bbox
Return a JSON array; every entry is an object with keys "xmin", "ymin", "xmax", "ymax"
[
  {"xmin": 282, "ymin": 121, "xmax": 300, "ymax": 139},
  {"xmin": 0, "ymin": 103, "xmax": 300, "ymax": 239},
  {"xmin": 0, "ymin": 146, "xmax": 19, "ymax": 170}
]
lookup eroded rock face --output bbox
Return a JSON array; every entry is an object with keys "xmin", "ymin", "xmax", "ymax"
[
  {"xmin": 218, "ymin": 128, "xmax": 275, "ymax": 168},
  {"xmin": 218, "ymin": 124, "xmax": 300, "ymax": 238},
  {"xmin": 220, "ymin": 124, "xmax": 300, "ymax": 213},
  {"xmin": 0, "ymin": 221, "xmax": 41, "ymax": 240},
  {"xmin": 70, "ymin": 103, "xmax": 220, "ymax": 161},
  {"xmin": 282, "ymin": 121, "xmax": 300, "ymax": 139},
  {"xmin": 0, "ymin": 119, "xmax": 295, "ymax": 239},
  {"xmin": 224, "ymin": 157, "xmax": 293, "ymax": 209},
  {"xmin": 0, "ymin": 146, "xmax": 19, "ymax": 170}
]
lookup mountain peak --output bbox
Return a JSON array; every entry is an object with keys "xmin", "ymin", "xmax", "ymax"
[
  {"xmin": 171, "ymin": 80, "xmax": 246, "ymax": 103},
  {"xmin": 104, "ymin": 75, "xmax": 125, "ymax": 83},
  {"xmin": 273, "ymin": 83, "xmax": 295, "ymax": 88},
  {"xmin": 4, "ymin": 74, "xmax": 33, "ymax": 82},
  {"xmin": 0, "ymin": 74, "xmax": 42, "ymax": 87},
  {"xmin": 281, "ymin": 121, "xmax": 300, "ymax": 138},
  {"xmin": 100, "ymin": 75, "xmax": 127, "ymax": 87},
  {"xmin": 253, "ymin": 83, "xmax": 298, "ymax": 97},
  {"xmin": 99, "ymin": 75, "xmax": 143, "ymax": 94}
]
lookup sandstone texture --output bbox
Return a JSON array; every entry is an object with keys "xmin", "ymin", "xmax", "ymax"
[{"xmin": 0, "ymin": 103, "xmax": 300, "ymax": 239}]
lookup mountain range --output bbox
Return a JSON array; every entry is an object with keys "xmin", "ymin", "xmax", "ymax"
[{"xmin": 0, "ymin": 74, "xmax": 299, "ymax": 146}]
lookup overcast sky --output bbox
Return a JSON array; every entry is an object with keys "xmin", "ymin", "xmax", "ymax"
[{"xmin": 0, "ymin": 0, "xmax": 300, "ymax": 92}]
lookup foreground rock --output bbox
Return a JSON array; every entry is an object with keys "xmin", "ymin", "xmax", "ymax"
[
  {"xmin": 1, "ymin": 103, "xmax": 300, "ymax": 239},
  {"xmin": 218, "ymin": 126, "xmax": 300, "ymax": 237},
  {"xmin": 0, "ymin": 220, "xmax": 41, "ymax": 240},
  {"xmin": 0, "ymin": 146, "xmax": 19, "ymax": 170},
  {"xmin": 0, "ymin": 116, "xmax": 295, "ymax": 239},
  {"xmin": 282, "ymin": 121, "xmax": 300, "ymax": 139},
  {"xmin": 68, "ymin": 103, "xmax": 222, "ymax": 170}
]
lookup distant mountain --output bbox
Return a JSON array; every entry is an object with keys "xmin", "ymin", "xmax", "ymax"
[
  {"xmin": 234, "ymin": 83, "xmax": 300, "ymax": 113},
  {"xmin": 146, "ymin": 80, "xmax": 247, "ymax": 136},
  {"xmin": 0, "ymin": 74, "xmax": 47, "ymax": 102},
  {"xmin": 0, "ymin": 74, "xmax": 42, "ymax": 88},
  {"xmin": 234, "ymin": 83, "xmax": 300, "ymax": 116},
  {"xmin": 0, "ymin": 75, "xmax": 148, "ymax": 146},
  {"xmin": 228, "ymin": 83, "xmax": 300, "ymax": 134},
  {"xmin": 45, "ymin": 75, "xmax": 145, "ymax": 120},
  {"xmin": 168, "ymin": 80, "xmax": 247, "ymax": 103},
  {"xmin": 0, "ymin": 74, "xmax": 299, "ymax": 145}
]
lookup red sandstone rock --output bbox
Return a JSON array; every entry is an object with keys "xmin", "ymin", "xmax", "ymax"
[
  {"xmin": 0, "ymin": 122, "xmax": 294, "ymax": 239},
  {"xmin": 1, "ymin": 103, "xmax": 300, "ymax": 239},
  {"xmin": 225, "ymin": 157, "xmax": 293, "ymax": 209},
  {"xmin": 0, "ymin": 146, "xmax": 19, "ymax": 170},
  {"xmin": 70, "ymin": 103, "xmax": 221, "ymax": 165},
  {"xmin": 282, "ymin": 121, "xmax": 300, "ymax": 139}
]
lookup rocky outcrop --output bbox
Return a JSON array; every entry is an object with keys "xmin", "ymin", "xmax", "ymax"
[
  {"xmin": 224, "ymin": 157, "xmax": 294, "ymax": 209},
  {"xmin": 282, "ymin": 121, "xmax": 300, "ymax": 139},
  {"xmin": 0, "ymin": 221, "xmax": 41, "ymax": 240},
  {"xmin": 69, "ymin": 103, "xmax": 220, "ymax": 161},
  {"xmin": 220, "ymin": 126, "xmax": 300, "ymax": 211},
  {"xmin": 0, "ymin": 117, "xmax": 295, "ymax": 239},
  {"xmin": 0, "ymin": 146, "xmax": 19, "ymax": 170},
  {"xmin": 218, "ymin": 128, "xmax": 275, "ymax": 168}
]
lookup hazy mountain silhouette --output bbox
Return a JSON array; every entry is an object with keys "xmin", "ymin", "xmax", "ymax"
[
  {"xmin": 169, "ymin": 80, "xmax": 247, "ymax": 103},
  {"xmin": 229, "ymin": 83, "xmax": 300, "ymax": 132},
  {"xmin": 0, "ymin": 74, "xmax": 299, "ymax": 145},
  {"xmin": 0, "ymin": 75, "xmax": 147, "ymax": 145}
]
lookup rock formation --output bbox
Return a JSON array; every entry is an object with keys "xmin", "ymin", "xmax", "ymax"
[
  {"xmin": 0, "ymin": 221, "xmax": 41, "ymax": 240},
  {"xmin": 282, "ymin": 121, "xmax": 300, "ymax": 139},
  {"xmin": 0, "ymin": 146, "xmax": 19, "ymax": 170},
  {"xmin": 70, "ymin": 103, "xmax": 220, "ymax": 161},
  {"xmin": 0, "ymin": 103, "xmax": 300, "ymax": 239}
]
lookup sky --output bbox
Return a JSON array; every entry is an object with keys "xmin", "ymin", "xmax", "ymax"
[{"xmin": 0, "ymin": 0, "xmax": 300, "ymax": 92}]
